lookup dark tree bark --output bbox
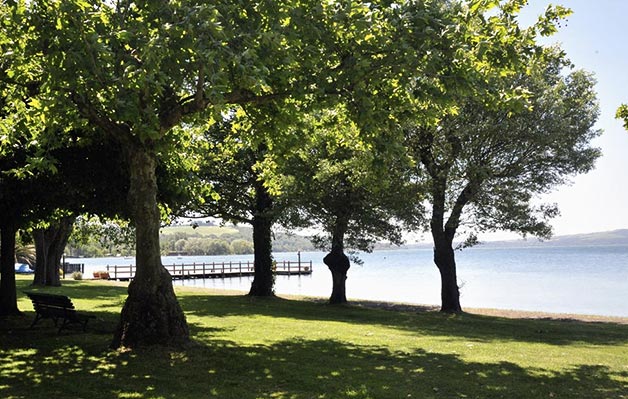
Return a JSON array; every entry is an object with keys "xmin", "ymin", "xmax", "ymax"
[
  {"xmin": 32, "ymin": 216, "xmax": 74, "ymax": 287},
  {"xmin": 429, "ymin": 176, "xmax": 463, "ymax": 313},
  {"xmin": 0, "ymin": 223, "xmax": 21, "ymax": 316},
  {"xmin": 248, "ymin": 181, "xmax": 275, "ymax": 297},
  {"xmin": 324, "ymin": 248, "xmax": 350, "ymax": 304},
  {"xmin": 432, "ymin": 235, "xmax": 462, "ymax": 313},
  {"xmin": 324, "ymin": 217, "xmax": 350, "ymax": 304},
  {"xmin": 112, "ymin": 147, "xmax": 189, "ymax": 348}
]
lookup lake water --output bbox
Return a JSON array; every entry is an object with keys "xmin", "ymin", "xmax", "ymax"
[{"xmin": 72, "ymin": 245, "xmax": 628, "ymax": 317}]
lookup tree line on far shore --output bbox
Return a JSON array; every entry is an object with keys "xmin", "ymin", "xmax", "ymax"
[{"xmin": 64, "ymin": 219, "xmax": 314, "ymax": 258}]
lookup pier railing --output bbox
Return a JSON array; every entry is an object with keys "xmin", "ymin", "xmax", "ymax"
[{"xmin": 105, "ymin": 260, "xmax": 312, "ymax": 281}]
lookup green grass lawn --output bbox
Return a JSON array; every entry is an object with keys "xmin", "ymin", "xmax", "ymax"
[{"xmin": 1, "ymin": 276, "xmax": 627, "ymax": 399}]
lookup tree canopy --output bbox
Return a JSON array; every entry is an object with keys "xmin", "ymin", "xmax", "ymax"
[
  {"xmin": 404, "ymin": 48, "xmax": 601, "ymax": 312},
  {"xmin": 0, "ymin": 0, "xmax": 596, "ymax": 344},
  {"xmin": 279, "ymin": 107, "xmax": 421, "ymax": 303}
]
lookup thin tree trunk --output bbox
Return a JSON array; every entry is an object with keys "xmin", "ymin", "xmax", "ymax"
[
  {"xmin": 112, "ymin": 147, "xmax": 189, "ymax": 348},
  {"xmin": 32, "ymin": 217, "xmax": 74, "ymax": 287},
  {"xmin": 0, "ymin": 223, "xmax": 21, "ymax": 316},
  {"xmin": 33, "ymin": 230, "xmax": 46, "ymax": 286},
  {"xmin": 428, "ymin": 171, "xmax": 463, "ymax": 313},
  {"xmin": 433, "ymin": 237, "xmax": 462, "ymax": 313},
  {"xmin": 248, "ymin": 183, "xmax": 274, "ymax": 297}
]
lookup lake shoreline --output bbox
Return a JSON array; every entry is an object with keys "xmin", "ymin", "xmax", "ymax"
[
  {"xmin": 169, "ymin": 282, "xmax": 628, "ymax": 325},
  {"xmin": 72, "ymin": 245, "xmax": 628, "ymax": 318},
  {"xmin": 347, "ymin": 298, "xmax": 628, "ymax": 325}
]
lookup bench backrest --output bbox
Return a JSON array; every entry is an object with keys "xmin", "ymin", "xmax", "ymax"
[{"xmin": 25, "ymin": 292, "xmax": 75, "ymax": 310}]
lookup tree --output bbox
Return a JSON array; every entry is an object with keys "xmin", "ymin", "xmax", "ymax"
[
  {"xmin": 0, "ymin": 160, "xmax": 37, "ymax": 315},
  {"xmin": 0, "ymin": 217, "xmax": 20, "ymax": 316},
  {"xmin": 67, "ymin": 215, "xmax": 135, "ymax": 257},
  {"xmin": 32, "ymin": 215, "xmax": 74, "ymax": 287},
  {"xmin": 281, "ymin": 109, "xmax": 420, "ymax": 304},
  {"xmin": 1, "ymin": 1, "xmax": 130, "ymax": 310},
  {"xmin": 404, "ymin": 51, "xmax": 601, "ymax": 312},
  {"xmin": 230, "ymin": 239, "xmax": 253, "ymax": 255},
  {"xmin": 191, "ymin": 108, "xmax": 284, "ymax": 296},
  {"xmin": 0, "ymin": 1, "xmax": 36, "ymax": 316},
  {"xmin": 0, "ymin": 223, "xmax": 20, "ymax": 316},
  {"xmin": 13, "ymin": 0, "xmax": 346, "ymax": 347},
  {"xmin": 188, "ymin": 0, "xmax": 455, "ymax": 298},
  {"xmin": 617, "ymin": 105, "xmax": 628, "ymax": 131},
  {"xmin": 15, "ymin": 236, "xmax": 36, "ymax": 267}
]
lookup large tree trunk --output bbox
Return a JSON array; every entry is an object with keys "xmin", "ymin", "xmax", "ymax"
[
  {"xmin": 248, "ymin": 183, "xmax": 275, "ymax": 297},
  {"xmin": 112, "ymin": 147, "xmax": 189, "ymax": 348},
  {"xmin": 32, "ymin": 217, "xmax": 74, "ymax": 287},
  {"xmin": 323, "ymin": 249, "xmax": 350, "ymax": 304},
  {"xmin": 0, "ymin": 223, "xmax": 21, "ymax": 316},
  {"xmin": 433, "ymin": 236, "xmax": 462, "ymax": 313},
  {"xmin": 324, "ymin": 218, "xmax": 350, "ymax": 305}
]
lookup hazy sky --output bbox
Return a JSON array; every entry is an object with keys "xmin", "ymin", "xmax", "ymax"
[{"xmin": 486, "ymin": 0, "xmax": 628, "ymax": 239}]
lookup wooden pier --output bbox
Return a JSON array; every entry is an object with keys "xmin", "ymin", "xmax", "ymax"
[{"xmin": 105, "ymin": 260, "xmax": 313, "ymax": 281}]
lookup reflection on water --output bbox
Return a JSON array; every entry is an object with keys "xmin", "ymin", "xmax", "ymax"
[{"xmin": 73, "ymin": 245, "xmax": 628, "ymax": 317}]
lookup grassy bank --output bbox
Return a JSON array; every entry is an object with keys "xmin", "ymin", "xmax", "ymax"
[{"xmin": 1, "ymin": 277, "xmax": 627, "ymax": 399}]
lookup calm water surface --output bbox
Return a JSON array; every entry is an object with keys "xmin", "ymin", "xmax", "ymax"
[{"xmin": 74, "ymin": 245, "xmax": 628, "ymax": 317}]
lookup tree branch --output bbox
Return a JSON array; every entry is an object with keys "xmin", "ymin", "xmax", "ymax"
[
  {"xmin": 69, "ymin": 91, "xmax": 129, "ymax": 141},
  {"xmin": 444, "ymin": 182, "xmax": 476, "ymax": 241}
]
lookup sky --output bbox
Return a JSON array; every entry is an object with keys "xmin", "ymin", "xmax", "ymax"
[{"xmin": 480, "ymin": 0, "xmax": 628, "ymax": 240}]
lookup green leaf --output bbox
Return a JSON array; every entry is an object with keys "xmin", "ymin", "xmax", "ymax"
[{"xmin": 616, "ymin": 104, "xmax": 628, "ymax": 131}]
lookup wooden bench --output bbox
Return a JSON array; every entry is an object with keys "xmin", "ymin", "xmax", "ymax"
[{"xmin": 24, "ymin": 292, "xmax": 94, "ymax": 333}]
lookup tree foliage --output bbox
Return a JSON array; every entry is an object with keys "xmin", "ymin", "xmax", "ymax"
[
  {"xmin": 0, "ymin": 0, "xmax": 593, "ymax": 340},
  {"xmin": 5, "ymin": 0, "xmax": 376, "ymax": 346},
  {"xmin": 67, "ymin": 215, "xmax": 135, "ymax": 257},
  {"xmin": 279, "ymin": 107, "xmax": 421, "ymax": 303},
  {"xmin": 283, "ymin": 108, "xmax": 419, "ymax": 254},
  {"xmin": 616, "ymin": 104, "xmax": 628, "ymax": 131},
  {"xmin": 404, "ymin": 49, "xmax": 601, "ymax": 312}
]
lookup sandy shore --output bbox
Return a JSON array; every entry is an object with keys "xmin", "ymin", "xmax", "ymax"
[{"xmin": 344, "ymin": 298, "xmax": 628, "ymax": 325}]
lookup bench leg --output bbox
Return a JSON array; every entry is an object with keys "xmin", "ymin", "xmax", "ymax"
[
  {"xmin": 29, "ymin": 314, "xmax": 42, "ymax": 329},
  {"xmin": 58, "ymin": 318, "xmax": 70, "ymax": 334}
]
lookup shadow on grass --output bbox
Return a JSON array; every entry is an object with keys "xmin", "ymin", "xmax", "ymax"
[
  {"xmin": 0, "ymin": 326, "xmax": 626, "ymax": 399},
  {"xmin": 176, "ymin": 293, "xmax": 628, "ymax": 347},
  {"xmin": 4, "ymin": 280, "xmax": 627, "ymax": 398},
  {"xmin": 15, "ymin": 276, "xmax": 628, "ymax": 347},
  {"xmin": 17, "ymin": 279, "xmax": 129, "ymax": 304}
]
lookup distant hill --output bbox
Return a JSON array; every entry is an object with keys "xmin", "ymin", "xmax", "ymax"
[
  {"xmin": 481, "ymin": 229, "xmax": 628, "ymax": 248},
  {"xmin": 161, "ymin": 224, "xmax": 627, "ymax": 252},
  {"xmin": 160, "ymin": 225, "xmax": 239, "ymax": 237},
  {"xmin": 160, "ymin": 224, "xmax": 315, "ymax": 254},
  {"xmin": 399, "ymin": 229, "xmax": 628, "ymax": 250}
]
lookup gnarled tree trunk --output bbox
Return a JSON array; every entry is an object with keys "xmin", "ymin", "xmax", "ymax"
[
  {"xmin": 32, "ymin": 216, "xmax": 74, "ymax": 287},
  {"xmin": 112, "ymin": 147, "xmax": 189, "ymax": 348},
  {"xmin": 324, "ymin": 248, "xmax": 350, "ymax": 304},
  {"xmin": 249, "ymin": 182, "xmax": 275, "ymax": 297},
  {"xmin": 0, "ymin": 223, "xmax": 21, "ymax": 316},
  {"xmin": 324, "ymin": 216, "xmax": 350, "ymax": 304}
]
